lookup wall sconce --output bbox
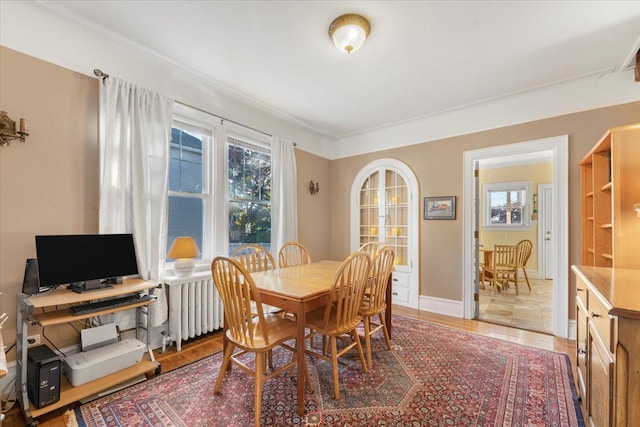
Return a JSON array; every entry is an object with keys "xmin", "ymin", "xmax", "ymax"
[
  {"xmin": 309, "ymin": 180, "xmax": 320, "ymax": 195},
  {"xmin": 0, "ymin": 111, "xmax": 29, "ymax": 147},
  {"xmin": 634, "ymin": 202, "xmax": 640, "ymax": 218}
]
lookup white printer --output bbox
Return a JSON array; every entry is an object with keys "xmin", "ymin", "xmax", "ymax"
[{"xmin": 64, "ymin": 323, "xmax": 146, "ymax": 386}]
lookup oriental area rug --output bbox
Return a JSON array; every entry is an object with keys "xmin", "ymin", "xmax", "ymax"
[{"xmin": 74, "ymin": 316, "xmax": 583, "ymax": 426}]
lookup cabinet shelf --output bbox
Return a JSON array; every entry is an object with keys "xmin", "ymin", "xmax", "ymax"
[{"xmin": 600, "ymin": 182, "xmax": 612, "ymax": 191}]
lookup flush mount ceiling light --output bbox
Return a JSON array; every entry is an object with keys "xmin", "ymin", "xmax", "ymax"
[{"xmin": 328, "ymin": 13, "xmax": 371, "ymax": 54}]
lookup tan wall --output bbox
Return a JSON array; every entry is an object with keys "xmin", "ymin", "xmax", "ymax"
[
  {"xmin": 294, "ymin": 148, "xmax": 331, "ymax": 261},
  {"xmin": 0, "ymin": 47, "xmax": 100, "ymax": 359},
  {"xmin": 330, "ymin": 102, "xmax": 640, "ymax": 307},
  {"xmin": 480, "ymin": 162, "xmax": 553, "ymax": 274}
]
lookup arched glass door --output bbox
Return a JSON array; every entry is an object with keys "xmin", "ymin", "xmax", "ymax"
[{"xmin": 352, "ymin": 159, "xmax": 418, "ymax": 308}]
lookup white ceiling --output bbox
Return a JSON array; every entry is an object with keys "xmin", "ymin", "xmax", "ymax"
[{"xmin": 22, "ymin": 1, "xmax": 640, "ymax": 140}]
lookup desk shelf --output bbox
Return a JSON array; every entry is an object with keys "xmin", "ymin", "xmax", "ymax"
[{"xmin": 16, "ymin": 279, "xmax": 159, "ymax": 426}]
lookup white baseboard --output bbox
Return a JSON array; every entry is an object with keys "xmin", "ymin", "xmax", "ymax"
[{"xmin": 419, "ymin": 295, "xmax": 464, "ymax": 318}]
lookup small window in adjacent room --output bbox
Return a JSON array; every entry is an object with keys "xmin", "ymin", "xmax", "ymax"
[{"xmin": 483, "ymin": 181, "xmax": 530, "ymax": 230}]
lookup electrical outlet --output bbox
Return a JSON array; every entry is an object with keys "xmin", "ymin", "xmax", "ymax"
[{"xmin": 27, "ymin": 334, "xmax": 41, "ymax": 347}]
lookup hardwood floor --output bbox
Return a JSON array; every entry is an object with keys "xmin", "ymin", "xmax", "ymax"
[{"xmin": 6, "ymin": 307, "xmax": 575, "ymax": 426}]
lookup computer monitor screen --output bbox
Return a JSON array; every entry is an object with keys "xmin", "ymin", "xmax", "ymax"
[{"xmin": 35, "ymin": 234, "xmax": 139, "ymax": 291}]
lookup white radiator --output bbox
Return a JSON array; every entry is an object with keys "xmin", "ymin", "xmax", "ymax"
[{"xmin": 165, "ymin": 270, "xmax": 223, "ymax": 351}]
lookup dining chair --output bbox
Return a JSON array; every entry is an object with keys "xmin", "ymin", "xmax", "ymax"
[
  {"xmin": 507, "ymin": 239, "xmax": 533, "ymax": 292},
  {"xmin": 211, "ymin": 256, "xmax": 310, "ymax": 427},
  {"xmin": 231, "ymin": 243, "xmax": 276, "ymax": 273},
  {"xmin": 358, "ymin": 241, "xmax": 386, "ymax": 258},
  {"xmin": 304, "ymin": 251, "xmax": 371, "ymax": 399},
  {"xmin": 483, "ymin": 244, "xmax": 517, "ymax": 293},
  {"xmin": 278, "ymin": 241, "xmax": 312, "ymax": 268},
  {"xmin": 358, "ymin": 246, "xmax": 394, "ymax": 368}
]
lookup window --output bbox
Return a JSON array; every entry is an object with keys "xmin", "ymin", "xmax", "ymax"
[
  {"xmin": 483, "ymin": 181, "xmax": 530, "ymax": 230},
  {"xmin": 167, "ymin": 122, "xmax": 210, "ymax": 258},
  {"xmin": 227, "ymin": 136, "xmax": 271, "ymax": 254},
  {"xmin": 166, "ymin": 105, "xmax": 272, "ymax": 263}
]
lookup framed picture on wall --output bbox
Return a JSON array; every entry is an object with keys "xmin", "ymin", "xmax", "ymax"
[{"xmin": 424, "ymin": 196, "xmax": 456, "ymax": 220}]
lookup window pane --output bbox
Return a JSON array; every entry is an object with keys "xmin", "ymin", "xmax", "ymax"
[
  {"xmin": 169, "ymin": 128, "xmax": 202, "ymax": 193},
  {"xmin": 228, "ymin": 201, "xmax": 271, "ymax": 254},
  {"xmin": 228, "ymin": 144, "xmax": 271, "ymax": 202},
  {"xmin": 167, "ymin": 196, "xmax": 204, "ymax": 258}
]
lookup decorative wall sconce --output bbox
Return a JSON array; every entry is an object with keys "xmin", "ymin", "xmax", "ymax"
[
  {"xmin": 0, "ymin": 111, "xmax": 29, "ymax": 147},
  {"xmin": 634, "ymin": 202, "xmax": 640, "ymax": 218},
  {"xmin": 309, "ymin": 180, "xmax": 320, "ymax": 195}
]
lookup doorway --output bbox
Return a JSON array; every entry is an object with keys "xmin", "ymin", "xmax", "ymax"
[{"xmin": 462, "ymin": 135, "xmax": 570, "ymax": 339}]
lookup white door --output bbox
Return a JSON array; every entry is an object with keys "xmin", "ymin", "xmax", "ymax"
[
  {"xmin": 351, "ymin": 159, "xmax": 419, "ymax": 309},
  {"xmin": 540, "ymin": 184, "xmax": 554, "ymax": 279}
]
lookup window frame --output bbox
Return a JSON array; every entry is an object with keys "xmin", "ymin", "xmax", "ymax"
[{"xmin": 482, "ymin": 180, "xmax": 531, "ymax": 231}]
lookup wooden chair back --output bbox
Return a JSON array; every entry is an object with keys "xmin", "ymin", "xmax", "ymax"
[
  {"xmin": 231, "ymin": 244, "xmax": 276, "ymax": 273},
  {"xmin": 211, "ymin": 256, "xmax": 270, "ymax": 348},
  {"xmin": 492, "ymin": 244, "xmax": 517, "ymax": 268},
  {"xmin": 360, "ymin": 246, "xmax": 395, "ymax": 313},
  {"xmin": 321, "ymin": 251, "xmax": 371, "ymax": 334},
  {"xmin": 358, "ymin": 241, "xmax": 386, "ymax": 259},
  {"xmin": 277, "ymin": 241, "xmax": 312, "ymax": 268},
  {"xmin": 516, "ymin": 239, "xmax": 533, "ymax": 268}
]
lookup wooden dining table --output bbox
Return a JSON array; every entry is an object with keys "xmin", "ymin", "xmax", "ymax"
[{"xmin": 249, "ymin": 260, "xmax": 393, "ymax": 415}]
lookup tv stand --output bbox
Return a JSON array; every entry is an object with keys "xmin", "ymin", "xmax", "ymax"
[{"xmin": 16, "ymin": 279, "xmax": 160, "ymax": 426}]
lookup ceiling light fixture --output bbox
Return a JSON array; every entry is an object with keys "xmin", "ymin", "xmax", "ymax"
[{"xmin": 329, "ymin": 14, "xmax": 370, "ymax": 54}]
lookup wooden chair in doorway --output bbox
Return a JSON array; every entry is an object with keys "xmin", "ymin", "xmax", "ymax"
[
  {"xmin": 482, "ymin": 244, "xmax": 517, "ymax": 293},
  {"xmin": 506, "ymin": 239, "xmax": 533, "ymax": 292},
  {"xmin": 278, "ymin": 241, "xmax": 312, "ymax": 268},
  {"xmin": 211, "ymin": 256, "xmax": 311, "ymax": 427},
  {"xmin": 304, "ymin": 251, "xmax": 371, "ymax": 399}
]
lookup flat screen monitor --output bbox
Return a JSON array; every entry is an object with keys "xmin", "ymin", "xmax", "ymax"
[{"xmin": 35, "ymin": 234, "xmax": 139, "ymax": 293}]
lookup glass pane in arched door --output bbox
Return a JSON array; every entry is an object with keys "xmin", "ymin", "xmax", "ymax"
[
  {"xmin": 384, "ymin": 170, "xmax": 408, "ymax": 267},
  {"xmin": 359, "ymin": 171, "xmax": 380, "ymax": 244}
]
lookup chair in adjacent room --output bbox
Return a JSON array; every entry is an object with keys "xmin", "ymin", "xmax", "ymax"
[
  {"xmin": 516, "ymin": 239, "xmax": 533, "ymax": 290},
  {"xmin": 304, "ymin": 251, "xmax": 371, "ymax": 399},
  {"xmin": 482, "ymin": 244, "xmax": 518, "ymax": 293},
  {"xmin": 358, "ymin": 246, "xmax": 395, "ymax": 368},
  {"xmin": 231, "ymin": 243, "xmax": 276, "ymax": 273},
  {"xmin": 278, "ymin": 241, "xmax": 312, "ymax": 268},
  {"xmin": 211, "ymin": 256, "xmax": 310, "ymax": 427}
]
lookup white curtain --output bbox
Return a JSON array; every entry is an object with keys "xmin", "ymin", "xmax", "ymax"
[
  {"xmin": 271, "ymin": 137, "xmax": 298, "ymax": 254},
  {"xmin": 98, "ymin": 76, "xmax": 173, "ymax": 328}
]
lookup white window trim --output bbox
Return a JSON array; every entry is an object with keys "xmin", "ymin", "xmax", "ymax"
[{"xmin": 482, "ymin": 180, "xmax": 531, "ymax": 231}]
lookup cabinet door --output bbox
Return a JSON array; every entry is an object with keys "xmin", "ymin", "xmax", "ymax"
[
  {"xmin": 589, "ymin": 327, "xmax": 614, "ymax": 427},
  {"xmin": 352, "ymin": 159, "xmax": 419, "ymax": 309}
]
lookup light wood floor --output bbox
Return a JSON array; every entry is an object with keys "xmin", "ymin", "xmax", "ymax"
[{"xmin": 6, "ymin": 306, "xmax": 575, "ymax": 427}]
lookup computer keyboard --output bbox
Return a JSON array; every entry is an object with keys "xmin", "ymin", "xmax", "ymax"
[{"xmin": 69, "ymin": 293, "xmax": 155, "ymax": 315}]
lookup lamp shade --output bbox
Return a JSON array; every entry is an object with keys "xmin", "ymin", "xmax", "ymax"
[
  {"xmin": 168, "ymin": 237, "xmax": 200, "ymax": 277},
  {"xmin": 329, "ymin": 14, "xmax": 371, "ymax": 54},
  {"xmin": 168, "ymin": 237, "xmax": 200, "ymax": 259}
]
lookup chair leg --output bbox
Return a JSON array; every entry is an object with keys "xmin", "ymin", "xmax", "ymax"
[
  {"xmin": 514, "ymin": 271, "xmax": 519, "ymax": 295},
  {"xmin": 352, "ymin": 329, "xmax": 367, "ymax": 374},
  {"xmin": 522, "ymin": 267, "xmax": 532, "ymax": 290},
  {"xmin": 378, "ymin": 312, "xmax": 392, "ymax": 350},
  {"xmin": 363, "ymin": 315, "xmax": 373, "ymax": 369},
  {"xmin": 214, "ymin": 342, "xmax": 235, "ymax": 394},
  {"xmin": 480, "ymin": 269, "xmax": 486, "ymax": 289},
  {"xmin": 254, "ymin": 352, "xmax": 264, "ymax": 427},
  {"xmin": 330, "ymin": 336, "xmax": 340, "ymax": 399}
]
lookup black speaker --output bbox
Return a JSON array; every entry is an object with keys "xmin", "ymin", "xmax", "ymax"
[
  {"xmin": 22, "ymin": 258, "xmax": 40, "ymax": 295},
  {"xmin": 27, "ymin": 345, "xmax": 61, "ymax": 409}
]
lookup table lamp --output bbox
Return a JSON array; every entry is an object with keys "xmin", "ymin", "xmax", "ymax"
[{"xmin": 168, "ymin": 236, "xmax": 200, "ymax": 277}]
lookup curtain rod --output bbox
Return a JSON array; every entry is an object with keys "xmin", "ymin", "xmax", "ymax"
[{"xmin": 93, "ymin": 68, "xmax": 297, "ymax": 144}]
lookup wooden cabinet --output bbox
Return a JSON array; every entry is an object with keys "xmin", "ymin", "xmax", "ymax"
[
  {"xmin": 16, "ymin": 280, "xmax": 159, "ymax": 425},
  {"xmin": 579, "ymin": 124, "xmax": 640, "ymax": 268},
  {"xmin": 572, "ymin": 266, "xmax": 640, "ymax": 427}
]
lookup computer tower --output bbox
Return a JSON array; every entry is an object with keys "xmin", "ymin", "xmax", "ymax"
[{"xmin": 27, "ymin": 345, "xmax": 61, "ymax": 409}]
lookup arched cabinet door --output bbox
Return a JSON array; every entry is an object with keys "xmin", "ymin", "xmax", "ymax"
[{"xmin": 351, "ymin": 159, "xmax": 419, "ymax": 309}]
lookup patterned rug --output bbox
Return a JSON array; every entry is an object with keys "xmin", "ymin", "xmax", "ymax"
[{"xmin": 75, "ymin": 316, "xmax": 583, "ymax": 426}]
